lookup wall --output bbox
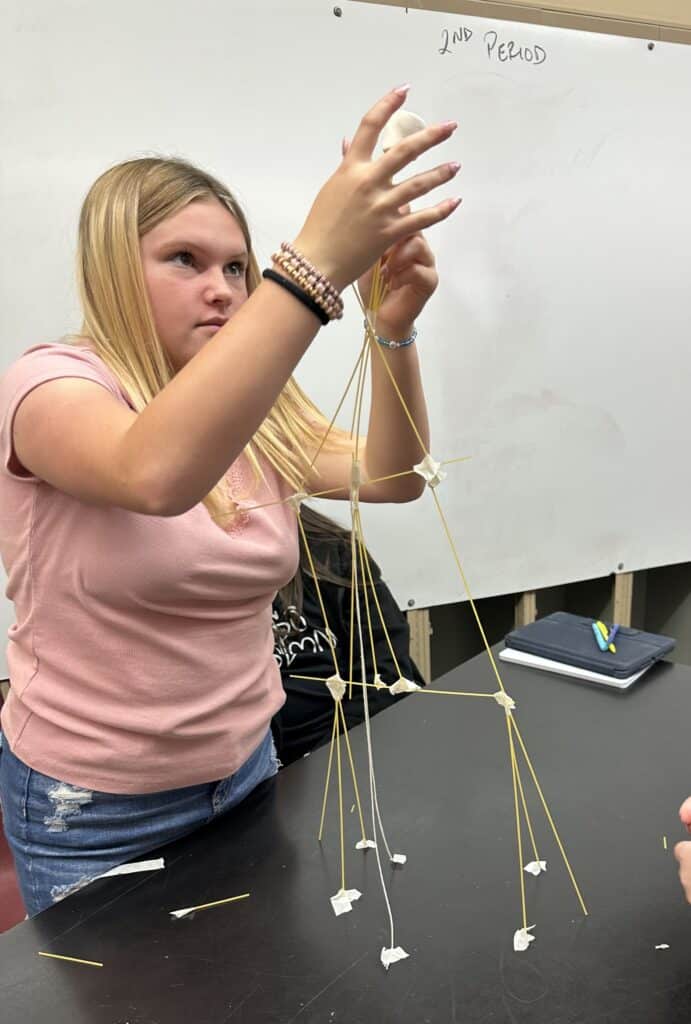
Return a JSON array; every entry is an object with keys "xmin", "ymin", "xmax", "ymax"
[
  {"xmin": 4, "ymin": 0, "xmax": 691, "ymax": 679},
  {"xmin": 429, "ymin": 564, "xmax": 691, "ymax": 681}
]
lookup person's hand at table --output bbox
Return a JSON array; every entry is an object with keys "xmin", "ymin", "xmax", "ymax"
[{"xmin": 674, "ymin": 796, "xmax": 691, "ymax": 902}]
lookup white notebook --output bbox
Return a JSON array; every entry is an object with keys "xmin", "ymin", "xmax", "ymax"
[{"xmin": 498, "ymin": 646, "xmax": 648, "ymax": 690}]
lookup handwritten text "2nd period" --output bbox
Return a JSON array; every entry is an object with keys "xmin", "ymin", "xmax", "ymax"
[{"xmin": 439, "ymin": 26, "xmax": 548, "ymax": 66}]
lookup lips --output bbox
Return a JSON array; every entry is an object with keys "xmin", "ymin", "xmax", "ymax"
[{"xmin": 197, "ymin": 318, "xmax": 227, "ymax": 328}]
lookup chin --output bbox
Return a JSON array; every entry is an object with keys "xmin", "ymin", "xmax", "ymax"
[{"xmin": 167, "ymin": 341, "xmax": 205, "ymax": 372}]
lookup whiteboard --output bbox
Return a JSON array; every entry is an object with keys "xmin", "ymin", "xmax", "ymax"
[{"xmin": 2, "ymin": 0, "xmax": 691, "ymax": 676}]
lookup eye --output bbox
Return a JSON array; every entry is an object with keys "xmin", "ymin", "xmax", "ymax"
[
  {"xmin": 170, "ymin": 250, "xmax": 195, "ymax": 268},
  {"xmin": 224, "ymin": 260, "xmax": 246, "ymax": 278}
]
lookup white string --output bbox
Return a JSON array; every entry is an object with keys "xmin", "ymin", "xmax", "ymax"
[
  {"xmin": 351, "ymin": 491, "xmax": 397, "ymax": 950},
  {"xmin": 353, "ymin": 507, "xmax": 396, "ymax": 861}
]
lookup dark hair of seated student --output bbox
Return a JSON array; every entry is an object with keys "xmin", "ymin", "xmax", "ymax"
[{"xmin": 271, "ymin": 505, "xmax": 426, "ymax": 765}]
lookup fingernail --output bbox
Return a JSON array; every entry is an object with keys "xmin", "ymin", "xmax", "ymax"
[
  {"xmin": 441, "ymin": 120, "xmax": 458, "ymax": 131},
  {"xmin": 449, "ymin": 161, "xmax": 461, "ymax": 174},
  {"xmin": 393, "ymin": 83, "xmax": 411, "ymax": 96},
  {"xmin": 450, "ymin": 197, "xmax": 463, "ymax": 210}
]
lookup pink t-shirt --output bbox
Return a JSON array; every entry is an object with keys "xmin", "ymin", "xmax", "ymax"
[{"xmin": 0, "ymin": 343, "xmax": 299, "ymax": 794}]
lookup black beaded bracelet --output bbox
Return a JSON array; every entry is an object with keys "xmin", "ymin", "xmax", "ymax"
[{"xmin": 262, "ymin": 268, "xmax": 330, "ymax": 326}]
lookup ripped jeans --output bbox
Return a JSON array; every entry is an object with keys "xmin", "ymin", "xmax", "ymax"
[{"xmin": 0, "ymin": 730, "xmax": 279, "ymax": 917}]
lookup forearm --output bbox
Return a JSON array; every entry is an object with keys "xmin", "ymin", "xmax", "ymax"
[
  {"xmin": 120, "ymin": 280, "xmax": 320, "ymax": 514},
  {"xmin": 363, "ymin": 328, "xmax": 430, "ymax": 501}
]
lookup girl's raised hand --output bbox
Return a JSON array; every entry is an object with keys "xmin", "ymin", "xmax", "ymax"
[{"xmin": 292, "ymin": 87, "xmax": 460, "ymax": 292}]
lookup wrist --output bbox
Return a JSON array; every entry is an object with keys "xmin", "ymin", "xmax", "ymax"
[
  {"xmin": 366, "ymin": 321, "xmax": 417, "ymax": 350},
  {"xmin": 270, "ymin": 242, "xmax": 345, "ymax": 323},
  {"xmin": 291, "ymin": 234, "xmax": 348, "ymax": 294},
  {"xmin": 372, "ymin": 318, "xmax": 415, "ymax": 343}
]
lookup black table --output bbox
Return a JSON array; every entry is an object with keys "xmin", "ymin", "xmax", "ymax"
[{"xmin": 3, "ymin": 650, "xmax": 691, "ymax": 1023}]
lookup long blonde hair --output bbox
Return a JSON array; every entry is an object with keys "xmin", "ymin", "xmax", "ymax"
[{"xmin": 76, "ymin": 156, "xmax": 343, "ymax": 523}]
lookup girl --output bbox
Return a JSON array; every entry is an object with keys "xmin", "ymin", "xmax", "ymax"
[{"xmin": 0, "ymin": 87, "xmax": 459, "ymax": 915}]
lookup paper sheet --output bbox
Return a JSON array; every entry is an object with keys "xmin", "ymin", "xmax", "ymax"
[{"xmin": 499, "ymin": 647, "xmax": 648, "ymax": 689}]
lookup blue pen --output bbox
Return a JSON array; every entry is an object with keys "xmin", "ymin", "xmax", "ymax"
[
  {"xmin": 596, "ymin": 620, "xmax": 617, "ymax": 654},
  {"xmin": 592, "ymin": 621, "xmax": 609, "ymax": 651}
]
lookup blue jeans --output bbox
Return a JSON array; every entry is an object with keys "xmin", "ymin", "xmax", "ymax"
[{"xmin": 0, "ymin": 730, "xmax": 279, "ymax": 917}]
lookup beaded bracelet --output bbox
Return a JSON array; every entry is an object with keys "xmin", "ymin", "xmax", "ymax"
[
  {"xmin": 271, "ymin": 251, "xmax": 339, "ymax": 321},
  {"xmin": 271, "ymin": 242, "xmax": 344, "ymax": 322},
  {"xmin": 271, "ymin": 252, "xmax": 342, "ymax": 322},
  {"xmin": 279, "ymin": 241, "xmax": 343, "ymax": 315},
  {"xmin": 365, "ymin": 322, "xmax": 418, "ymax": 349},
  {"xmin": 263, "ymin": 269, "xmax": 330, "ymax": 326}
]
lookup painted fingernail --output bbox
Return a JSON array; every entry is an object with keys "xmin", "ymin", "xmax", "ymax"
[
  {"xmin": 449, "ymin": 197, "xmax": 463, "ymax": 210},
  {"xmin": 449, "ymin": 162, "xmax": 461, "ymax": 174},
  {"xmin": 441, "ymin": 120, "xmax": 458, "ymax": 131},
  {"xmin": 393, "ymin": 83, "xmax": 411, "ymax": 96}
]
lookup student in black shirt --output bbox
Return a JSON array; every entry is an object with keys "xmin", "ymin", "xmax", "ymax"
[{"xmin": 271, "ymin": 505, "xmax": 425, "ymax": 765}]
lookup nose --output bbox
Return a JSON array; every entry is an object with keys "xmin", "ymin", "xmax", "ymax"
[{"xmin": 202, "ymin": 267, "xmax": 233, "ymax": 307}]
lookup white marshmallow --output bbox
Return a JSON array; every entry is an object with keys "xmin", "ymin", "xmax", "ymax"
[{"xmin": 380, "ymin": 109, "xmax": 427, "ymax": 152}]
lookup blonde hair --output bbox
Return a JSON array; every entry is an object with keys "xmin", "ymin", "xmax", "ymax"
[{"xmin": 76, "ymin": 156, "xmax": 344, "ymax": 523}]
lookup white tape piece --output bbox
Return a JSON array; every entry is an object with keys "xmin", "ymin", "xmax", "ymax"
[
  {"xmin": 326, "ymin": 673, "xmax": 346, "ymax": 702},
  {"xmin": 169, "ymin": 893, "xmax": 250, "ymax": 919},
  {"xmin": 655, "ymin": 944, "xmax": 670, "ymax": 950},
  {"xmin": 373, "ymin": 673, "xmax": 389, "ymax": 690},
  {"xmin": 390, "ymin": 853, "xmax": 407, "ymax": 865},
  {"xmin": 96, "ymin": 858, "xmax": 165, "ymax": 879},
  {"xmin": 170, "ymin": 907, "xmax": 197, "ymax": 920},
  {"xmin": 513, "ymin": 926, "xmax": 536, "ymax": 952},
  {"xmin": 389, "ymin": 677, "xmax": 421, "ymax": 695},
  {"xmin": 493, "ymin": 690, "xmax": 516, "ymax": 712},
  {"xmin": 356, "ymin": 839, "xmax": 377, "ymax": 850},
  {"xmin": 288, "ymin": 491, "xmax": 309, "ymax": 510},
  {"xmin": 330, "ymin": 888, "xmax": 362, "ymax": 916},
  {"xmin": 413, "ymin": 454, "xmax": 446, "ymax": 489},
  {"xmin": 380, "ymin": 945, "xmax": 410, "ymax": 969},
  {"xmin": 523, "ymin": 860, "xmax": 547, "ymax": 877}
]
